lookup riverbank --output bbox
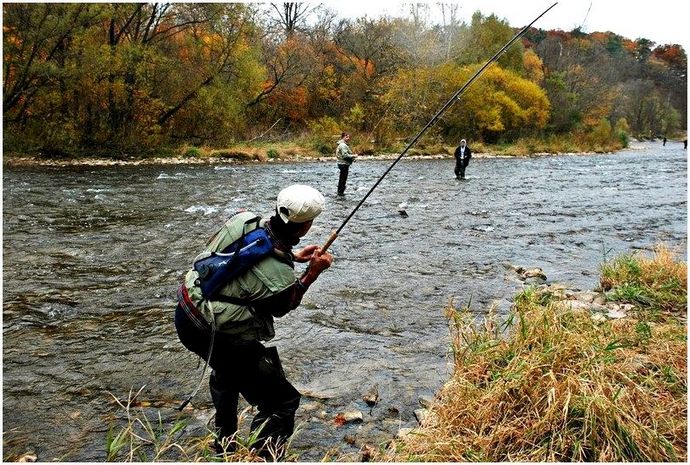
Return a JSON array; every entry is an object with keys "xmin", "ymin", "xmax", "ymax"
[
  {"xmin": 2, "ymin": 137, "xmax": 635, "ymax": 168},
  {"xmin": 0, "ymin": 148, "xmax": 613, "ymax": 168},
  {"xmin": 380, "ymin": 244, "xmax": 687, "ymax": 462}
]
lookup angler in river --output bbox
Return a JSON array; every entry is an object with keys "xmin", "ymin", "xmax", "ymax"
[
  {"xmin": 174, "ymin": 184, "xmax": 333, "ymax": 458},
  {"xmin": 336, "ymin": 132, "xmax": 357, "ymax": 197},
  {"xmin": 454, "ymin": 138, "xmax": 472, "ymax": 180}
]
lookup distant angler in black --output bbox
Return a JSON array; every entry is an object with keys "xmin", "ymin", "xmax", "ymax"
[{"xmin": 454, "ymin": 139, "xmax": 472, "ymax": 180}]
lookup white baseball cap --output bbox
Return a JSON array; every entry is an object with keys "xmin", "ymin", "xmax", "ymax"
[{"xmin": 276, "ymin": 185, "xmax": 325, "ymax": 223}]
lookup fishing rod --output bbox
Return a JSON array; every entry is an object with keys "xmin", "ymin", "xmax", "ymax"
[{"xmin": 321, "ymin": 2, "xmax": 558, "ymax": 253}]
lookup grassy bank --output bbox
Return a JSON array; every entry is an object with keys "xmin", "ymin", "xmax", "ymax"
[
  {"xmin": 2, "ymin": 132, "xmax": 630, "ymax": 166},
  {"xmin": 382, "ymin": 244, "xmax": 687, "ymax": 462}
]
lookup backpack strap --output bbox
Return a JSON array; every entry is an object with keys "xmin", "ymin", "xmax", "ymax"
[
  {"xmin": 241, "ymin": 215, "xmax": 261, "ymax": 235},
  {"xmin": 212, "ymin": 294, "xmax": 253, "ymax": 306},
  {"xmin": 217, "ymin": 215, "xmax": 262, "ymax": 254}
]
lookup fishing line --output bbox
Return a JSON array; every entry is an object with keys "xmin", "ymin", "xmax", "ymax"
[{"xmin": 320, "ymin": 2, "xmax": 558, "ymax": 253}]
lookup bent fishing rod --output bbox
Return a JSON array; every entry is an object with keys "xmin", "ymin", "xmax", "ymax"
[{"xmin": 321, "ymin": 2, "xmax": 558, "ymax": 253}]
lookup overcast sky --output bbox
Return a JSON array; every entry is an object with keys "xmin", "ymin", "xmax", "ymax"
[{"xmin": 325, "ymin": 0, "xmax": 689, "ymax": 50}]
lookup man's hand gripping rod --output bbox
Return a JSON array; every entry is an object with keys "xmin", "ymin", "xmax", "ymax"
[{"xmin": 320, "ymin": 2, "xmax": 558, "ymax": 254}]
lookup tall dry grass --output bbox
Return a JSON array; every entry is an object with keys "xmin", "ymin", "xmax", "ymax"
[{"xmin": 383, "ymin": 247, "xmax": 687, "ymax": 462}]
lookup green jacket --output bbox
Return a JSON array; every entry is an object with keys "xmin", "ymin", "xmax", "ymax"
[
  {"xmin": 336, "ymin": 139, "xmax": 355, "ymax": 165},
  {"xmin": 184, "ymin": 211, "xmax": 296, "ymax": 341}
]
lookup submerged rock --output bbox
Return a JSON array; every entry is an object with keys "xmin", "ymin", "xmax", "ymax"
[
  {"xmin": 521, "ymin": 267, "xmax": 547, "ymax": 281},
  {"xmin": 418, "ymin": 395, "xmax": 434, "ymax": 409},
  {"xmin": 335, "ymin": 410, "xmax": 364, "ymax": 424},
  {"xmin": 362, "ymin": 384, "xmax": 379, "ymax": 406},
  {"xmin": 503, "ymin": 263, "xmax": 547, "ymax": 283}
]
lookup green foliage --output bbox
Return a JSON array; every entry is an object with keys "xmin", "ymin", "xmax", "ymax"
[
  {"xmin": 588, "ymin": 118, "xmax": 613, "ymax": 149},
  {"xmin": 457, "ymin": 12, "xmax": 524, "ymax": 73},
  {"xmin": 307, "ymin": 116, "xmax": 340, "ymax": 152},
  {"xmin": 614, "ymin": 118, "xmax": 630, "ymax": 147},
  {"xmin": 543, "ymin": 72, "xmax": 581, "ymax": 132},
  {"xmin": 344, "ymin": 103, "xmax": 366, "ymax": 132},
  {"xmin": 266, "ymin": 148, "xmax": 279, "ymax": 159},
  {"xmin": 316, "ymin": 144, "xmax": 333, "ymax": 155},
  {"xmin": 183, "ymin": 146, "xmax": 204, "ymax": 158}
]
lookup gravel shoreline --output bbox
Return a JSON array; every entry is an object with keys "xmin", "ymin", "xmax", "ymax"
[{"xmin": 2, "ymin": 150, "xmax": 604, "ymax": 168}]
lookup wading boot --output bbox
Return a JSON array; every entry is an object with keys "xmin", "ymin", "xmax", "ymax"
[{"xmin": 213, "ymin": 436, "xmax": 237, "ymax": 457}]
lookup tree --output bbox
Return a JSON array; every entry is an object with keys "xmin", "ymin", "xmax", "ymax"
[
  {"xmin": 3, "ymin": 3, "xmax": 102, "ymax": 119},
  {"xmin": 247, "ymin": 34, "xmax": 315, "ymax": 124},
  {"xmin": 454, "ymin": 12, "xmax": 524, "ymax": 73},
  {"xmin": 383, "ymin": 63, "xmax": 550, "ymax": 142},
  {"xmin": 535, "ymin": 31, "xmax": 624, "ymax": 133},
  {"xmin": 154, "ymin": 4, "xmax": 264, "ymax": 143},
  {"xmin": 267, "ymin": 2, "xmax": 318, "ymax": 38},
  {"xmin": 334, "ymin": 16, "xmax": 408, "ymax": 98},
  {"xmin": 332, "ymin": 16, "xmax": 409, "ymax": 135}
]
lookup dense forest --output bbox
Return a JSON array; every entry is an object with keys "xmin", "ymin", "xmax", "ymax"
[{"xmin": 3, "ymin": 2, "xmax": 687, "ymax": 158}]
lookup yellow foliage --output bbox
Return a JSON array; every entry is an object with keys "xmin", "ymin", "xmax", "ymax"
[{"xmin": 382, "ymin": 63, "xmax": 550, "ymax": 140}]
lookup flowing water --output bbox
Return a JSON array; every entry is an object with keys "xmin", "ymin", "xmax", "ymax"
[{"xmin": 2, "ymin": 142, "xmax": 686, "ymax": 460}]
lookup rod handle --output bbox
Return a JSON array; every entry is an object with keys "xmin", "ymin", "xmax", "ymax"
[{"xmin": 320, "ymin": 230, "xmax": 338, "ymax": 253}]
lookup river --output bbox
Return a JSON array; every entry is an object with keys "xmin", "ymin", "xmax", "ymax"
[{"xmin": 2, "ymin": 142, "xmax": 686, "ymax": 461}]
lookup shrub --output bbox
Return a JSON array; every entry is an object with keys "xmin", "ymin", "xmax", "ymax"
[
  {"xmin": 182, "ymin": 146, "xmax": 203, "ymax": 158},
  {"xmin": 344, "ymin": 103, "xmax": 366, "ymax": 132},
  {"xmin": 614, "ymin": 118, "xmax": 631, "ymax": 148},
  {"xmin": 588, "ymin": 118, "xmax": 613, "ymax": 148},
  {"xmin": 266, "ymin": 148, "xmax": 279, "ymax": 159},
  {"xmin": 307, "ymin": 116, "xmax": 340, "ymax": 151},
  {"xmin": 316, "ymin": 143, "xmax": 332, "ymax": 155},
  {"xmin": 209, "ymin": 150, "xmax": 252, "ymax": 161}
]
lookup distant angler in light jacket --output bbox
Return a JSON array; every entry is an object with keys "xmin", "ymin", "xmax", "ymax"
[{"xmin": 336, "ymin": 132, "xmax": 356, "ymax": 196}]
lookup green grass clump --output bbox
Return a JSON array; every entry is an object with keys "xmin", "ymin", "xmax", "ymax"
[
  {"xmin": 600, "ymin": 244, "xmax": 687, "ymax": 315},
  {"xmin": 181, "ymin": 146, "xmax": 206, "ymax": 158},
  {"xmin": 382, "ymin": 246, "xmax": 687, "ymax": 462}
]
